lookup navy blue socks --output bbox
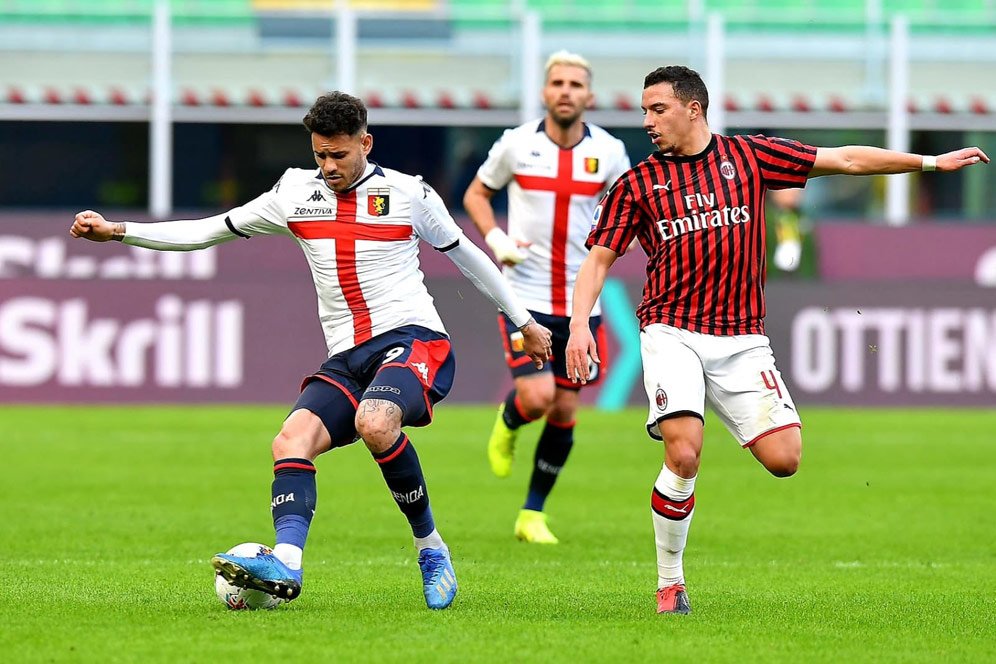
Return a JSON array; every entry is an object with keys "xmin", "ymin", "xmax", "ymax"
[
  {"xmin": 271, "ymin": 458, "xmax": 317, "ymax": 552},
  {"xmin": 524, "ymin": 420, "xmax": 574, "ymax": 511},
  {"xmin": 374, "ymin": 433, "xmax": 435, "ymax": 538}
]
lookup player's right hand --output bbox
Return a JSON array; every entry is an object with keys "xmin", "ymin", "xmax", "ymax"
[
  {"xmin": 485, "ymin": 227, "xmax": 529, "ymax": 266},
  {"xmin": 70, "ymin": 210, "xmax": 115, "ymax": 242},
  {"xmin": 520, "ymin": 320, "xmax": 553, "ymax": 369},
  {"xmin": 565, "ymin": 322, "xmax": 599, "ymax": 385}
]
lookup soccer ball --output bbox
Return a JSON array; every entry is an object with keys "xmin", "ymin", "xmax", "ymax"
[{"xmin": 214, "ymin": 542, "xmax": 285, "ymax": 610}]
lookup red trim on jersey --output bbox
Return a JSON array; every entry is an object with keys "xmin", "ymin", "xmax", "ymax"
[
  {"xmin": 287, "ymin": 220, "xmax": 412, "ymax": 242},
  {"xmin": 554, "ymin": 376, "xmax": 582, "ymax": 390},
  {"xmin": 381, "ymin": 339, "xmax": 451, "ymax": 389},
  {"xmin": 273, "ymin": 461, "xmax": 316, "ymax": 473},
  {"xmin": 514, "ymin": 150, "xmax": 604, "ymax": 316},
  {"xmin": 375, "ymin": 434, "xmax": 410, "ymax": 464},
  {"xmin": 302, "ymin": 374, "xmax": 359, "ymax": 409},
  {"xmin": 743, "ymin": 422, "xmax": 801, "ymax": 448}
]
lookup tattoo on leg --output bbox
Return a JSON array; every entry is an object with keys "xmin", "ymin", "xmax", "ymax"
[{"xmin": 360, "ymin": 398, "xmax": 399, "ymax": 419}]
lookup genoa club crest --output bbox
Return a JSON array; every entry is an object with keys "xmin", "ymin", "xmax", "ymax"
[
  {"xmin": 583, "ymin": 157, "xmax": 599, "ymax": 174},
  {"xmin": 368, "ymin": 188, "xmax": 391, "ymax": 216}
]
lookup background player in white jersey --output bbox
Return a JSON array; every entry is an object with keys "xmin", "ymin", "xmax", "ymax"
[
  {"xmin": 463, "ymin": 51, "xmax": 630, "ymax": 544},
  {"xmin": 69, "ymin": 92, "xmax": 552, "ymax": 610}
]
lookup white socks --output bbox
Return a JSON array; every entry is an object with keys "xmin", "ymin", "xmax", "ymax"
[
  {"xmin": 651, "ymin": 463, "xmax": 696, "ymax": 588},
  {"xmin": 273, "ymin": 543, "xmax": 303, "ymax": 571},
  {"xmin": 414, "ymin": 529, "xmax": 445, "ymax": 552}
]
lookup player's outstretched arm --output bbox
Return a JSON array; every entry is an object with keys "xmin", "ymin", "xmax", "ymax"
[
  {"xmin": 70, "ymin": 209, "xmax": 241, "ymax": 251},
  {"xmin": 566, "ymin": 245, "xmax": 618, "ymax": 384},
  {"xmin": 463, "ymin": 176, "xmax": 528, "ymax": 266},
  {"xmin": 810, "ymin": 146, "xmax": 989, "ymax": 177},
  {"xmin": 442, "ymin": 238, "xmax": 551, "ymax": 368}
]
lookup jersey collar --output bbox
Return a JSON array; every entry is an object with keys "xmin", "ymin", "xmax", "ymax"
[
  {"xmin": 652, "ymin": 134, "xmax": 718, "ymax": 163},
  {"xmin": 314, "ymin": 162, "xmax": 385, "ymax": 193},
  {"xmin": 536, "ymin": 118, "xmax": 591, "ymax": 149}
]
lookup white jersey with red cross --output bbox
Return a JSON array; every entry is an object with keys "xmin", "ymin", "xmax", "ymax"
[
  {"xmin": 226, "ymin": 163, "xmax": 461, "ymax": 357},
  {"xmin": 477, "ymin": 120, "xmax": 630, "ymax": 316}
]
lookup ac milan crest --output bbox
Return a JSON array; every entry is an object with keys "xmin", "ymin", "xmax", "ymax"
[
  {"xmin": 655, "ymin": 388, "xmax": 668, "ymax": 410},
  {"xmin": 719, "ymin": 161, "xmax": 736, "ymax": 180}
]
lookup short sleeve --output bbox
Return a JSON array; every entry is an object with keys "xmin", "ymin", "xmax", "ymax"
[
  {"xmin": 410, "ymin": 177, "xmax": 464, "ymax": 249},
  {"xmin": 586, "ymin": 178, "xmax": 640, "ymax": 254},
  {"xmin": 226, "ymin": 171, "xmax": 293, "ymax": 237},
  {"xmin": 476, "ymin": 129, "xmax": 516, "ymax": 191},
  {"xmin": 744, "ymin": 135, "xmax": 817, "ymax": 189}
]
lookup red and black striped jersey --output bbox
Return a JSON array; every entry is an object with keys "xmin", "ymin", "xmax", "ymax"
[{"xmin": 587, "ymin": 134, "xmax": 816, "ymax": 335}]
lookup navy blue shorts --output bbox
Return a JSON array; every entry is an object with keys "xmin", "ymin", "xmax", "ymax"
[
  {"xmin": 497, "ymin": 311, "xmax": 606, "ymax": 391},
  {"xmin": 293, "ymin": 325, "xmax": 455, "ymax": 449}
]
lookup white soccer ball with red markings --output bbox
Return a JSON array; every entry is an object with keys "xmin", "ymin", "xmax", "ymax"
[{"xmin": 214, "ymin": 543, "xmax": 285, "ymax": 610}]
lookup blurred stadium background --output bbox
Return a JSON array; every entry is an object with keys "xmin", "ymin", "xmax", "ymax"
[{"xmin": 1, "ymin": 0, "xmax": 995, "ymax": 408}]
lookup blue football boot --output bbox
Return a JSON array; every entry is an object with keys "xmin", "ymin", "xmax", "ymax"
[
  {"xmin": 418, "ymin": 547, "xmax": 458, "ymax": 610},
  {"xmin": 212, "ymin": 551, "xmax": 303, "ymax": 601}
]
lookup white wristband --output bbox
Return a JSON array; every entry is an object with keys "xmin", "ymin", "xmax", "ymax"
[{"xmin": 921, "ymin": 155, "xmax": 937, "ymax": 172}]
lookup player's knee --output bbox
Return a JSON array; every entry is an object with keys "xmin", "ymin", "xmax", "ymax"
[
  {"xmin": 663, "ymin": 439, "xmax": 701, "ymax": 477},
  {"xmin": 760, "ymin": 435, "xmax": 802, "ymax": 477},
  {"xmin": 765, "ymin": 448, "xmax": 801, "ymax": 477},
  {"xmin": 272, "ymin": 428, "xmax": 312, "ymax": 460},
  {"xmin": 517, "ymin": 383, "xmax": 555, "ymax": 418},
  {"xmin": 354, "ymin": 407, "xmax": 401, "ymax": 451},
  {"xmin": 546, "ymin": 404, "xmax": 575, "ymax": 425}
]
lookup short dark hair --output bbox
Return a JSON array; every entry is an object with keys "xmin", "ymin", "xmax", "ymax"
[
  {"xmin": 303, "ymin": 92, "xmax": 367, "ymax": 137},
  {"xmin": 643, "ymin": 66, "xmax": 709, "ymax": 117}
]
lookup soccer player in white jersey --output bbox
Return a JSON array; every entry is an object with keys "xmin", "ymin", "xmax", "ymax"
[
  {"xmin": 69, "ymin": 92, "xmax": 553, "ymax": 610},
  {"xmin": 463, "ymin": 51, "xmax": 630, "ymax": 543}
]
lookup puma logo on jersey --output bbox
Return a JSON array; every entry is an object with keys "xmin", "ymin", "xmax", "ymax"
[{"xmin": 653, "ymin": 181, "xmax": 672, "ymax": 191}]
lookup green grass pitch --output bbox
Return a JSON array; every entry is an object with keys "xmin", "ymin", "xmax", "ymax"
[{"xmin": 1, "ymin": 405, "xmax": 994, "ymax": 663}]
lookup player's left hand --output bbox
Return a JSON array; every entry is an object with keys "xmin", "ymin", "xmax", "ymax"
[
  {"xmin": 937, "ymin": 147, "xmax": 990, "ymax": 172},
  {"xmin": 773, "ymin": 239, "xmax": 801, "ymax": 271},
  {"xmin": 520, "ymin": 320, "xmax": 553, "ymax": 369},
  {"xmin": 565, "ymin": 322, "xmax": 598, "ymax": 385}
]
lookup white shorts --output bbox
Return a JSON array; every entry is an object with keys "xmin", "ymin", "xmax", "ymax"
[{"xmin": 640, "ymin": 323, "xmax": 801, "ymax": 447}]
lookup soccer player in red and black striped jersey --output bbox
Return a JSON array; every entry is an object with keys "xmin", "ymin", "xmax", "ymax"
[{"xmin": 565, "ymin": 65, "xmax": 989, "ymax": 615}]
